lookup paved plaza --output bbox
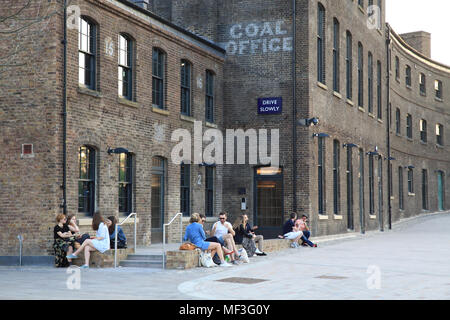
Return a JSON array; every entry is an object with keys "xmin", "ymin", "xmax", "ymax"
[{"xmin": 1, "ymin": 212, "xmax": 449, "ymax": 300}]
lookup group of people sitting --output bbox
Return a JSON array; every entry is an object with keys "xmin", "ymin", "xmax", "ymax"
[
  {"xmin": 279, "ymin": 213, "xmax": 317, "ymax": 248},
  {"xmin": 183, "ymin": 212, "xmax": 267, "ymax": 267},
  {"xmin": 53, "ymin": 212, "xmax": 127, "ymax": 268}
]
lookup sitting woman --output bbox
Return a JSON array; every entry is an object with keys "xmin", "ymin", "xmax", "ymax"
[
  {"xmin": 183, "ymin": 213, "xmax": 232, "ymax": 267},
  {"xmin": 233, "ymin": 215, "xmax": 256, "ymax": 257},
  {"xmin": 107, "ymin": 216, "xmax": 127, "ymax": 249},
  {"xmin": 53, "ymin": 214, "xmax": 76, "ymax": 267},
  {"xmin": 66, "ymin": 211, "xmax": 110, "ymax": 269},
  {"xmin": 65, "ymin": 213, "xmax": 90, "ymax": 248}
]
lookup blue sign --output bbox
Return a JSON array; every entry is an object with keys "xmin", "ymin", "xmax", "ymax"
[{"xmin": 258, "ymin": 97, "xmax": 282, "ymax": 114}]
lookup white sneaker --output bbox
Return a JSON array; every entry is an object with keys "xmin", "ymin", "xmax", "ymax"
[
  {"xmin": 219, "ymin": 261, "xmax": 233, "ymax": 267},
  {"xmin": 255, "ymin": 248, "xmax": 263, "ymax": 254}
]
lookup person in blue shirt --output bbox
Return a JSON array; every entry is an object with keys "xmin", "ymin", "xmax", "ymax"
[
  {"xmin": 183, "ymin": 213, "xmax": 232, "ymax": 267},
  {"xmin": 107, "ymin": 216, "xmax": 127, "ymax": 249}
]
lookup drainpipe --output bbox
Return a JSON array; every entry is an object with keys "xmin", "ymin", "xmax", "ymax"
[
  {"xmin": 292, "ymin": 0, "xmax": 297, "ymax": 213},
  {"xmin": 61, "ymin": 0, "xmax": 68, "ymax": 214},
  {"xmin": 385, "ymin": 24, "xmax": 392, "ymax": 230}
]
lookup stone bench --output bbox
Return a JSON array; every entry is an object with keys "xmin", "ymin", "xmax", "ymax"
[
  {"xmin": 165, "ymin": 238, "xmax": 293, "ymax": 269},
  {"xmin": 71, "ymin": 248, "xmax": 134, "ymax": 268}
]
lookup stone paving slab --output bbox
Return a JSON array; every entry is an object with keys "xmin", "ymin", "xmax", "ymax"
[{"xmin": 0, "ymin": 212, "xmax": 449, "ymax": 300}]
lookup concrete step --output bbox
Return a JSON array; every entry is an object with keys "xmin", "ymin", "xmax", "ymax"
[
  {"xmin": 119, "ymin": 259, "xmax": 164, "ymax": 268},
  {"xmin": 126, "ymin": 254, "xmax": 163, "ymax": 261}
]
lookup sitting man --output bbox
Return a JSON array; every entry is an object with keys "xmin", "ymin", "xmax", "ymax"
[
  {"xmin": 296, "ymin": 214, "xmax": 317, "ymax": 247},
  {"xmin": 280, "ymin": 212, "xmax": 303, "ymax": 248},
  {"xmin": 211, "ymin": 212, "xmax": 242, "ymax": 263}
]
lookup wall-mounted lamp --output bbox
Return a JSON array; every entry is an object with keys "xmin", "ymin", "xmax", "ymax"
[
  {"xmin": 199, "ymin": 162, "xmax": 217, "ymax": 167},
  {"xmin": 312, "ymin": 133, "xmax": 329, "ymax": 138},
  {"xmin": 385, "ymin": 156, "xmax": 396, "ymax": 161},
  {"xmin": 343, "ymin": 143, "xmax": 358, "ymax": 148},
  {"xmin": 367, "ymin": 146, "xmax": 379, "ymax": 156},
  {"xmin": 298, "ymin": 117, "xmax": 320, "ymax": 127},
  {"xmin": 107, "ymin": 147, "xmax": 129, "ymax": 155},
  {"xmin": 404, "ymin": 165, "xmax": 415, "ymax": 169}
]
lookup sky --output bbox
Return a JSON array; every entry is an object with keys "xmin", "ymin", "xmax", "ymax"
[{"xmin": 386, "ymin": 0, "xmax": 450, "ymax": 66}]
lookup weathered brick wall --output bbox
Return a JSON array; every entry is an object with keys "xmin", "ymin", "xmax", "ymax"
[
  {"xmin": 0, "ymin": 0, "xmax": 63, "ymax": 255},
  {"xmin": 0, "ymin": 0, "xmax": 225, "ymax": 255}
]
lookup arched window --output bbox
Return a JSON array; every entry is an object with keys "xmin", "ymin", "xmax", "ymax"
[
  {"xmin": 333, "ymin": 18, "xmax": 340, "ymax": 93},
  {"xmin": 205, "ymin": 70, "xmax": 215, "ymax": 123},
  {"xmin": 153, "ymin": 48, "xmax": 166, "ymax": 109},
  {"xmin": 78, "ymin": 146, "xmax": 96, "ymax": 216},
  {"xmin": 119, "ymin": 152, "xmax": 133, "ymax": 214},
  {"xmin": 358, "ymin": 42, "xmax": 364, "ymax": 108},
  {"xmin": 118, "ymin": 34, "xmax": 133, "ymax": 100},
  {"xmin": 317, "ymin": 3, "xmax": 326, "ymax": 84},
  {"xmin": 368, "ymin": 52, "xmax": 373, "ymax": 113},
  {"xmin": 79, "ymin": 17, "xmax": 96, "ymax": 89},
  {"xmin": 346, "ymin": 31, "xmax": 353, "ymax": 100},
  {"xmin": 180, "ymin": 60, "xmax": 192, "ymax": 116}
]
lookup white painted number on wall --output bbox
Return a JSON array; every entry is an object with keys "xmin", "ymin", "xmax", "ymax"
[
  {"xmin": 105, "ymin": 37, "xmax": 114, "ymax": 57},
  {"xmin": 366, "ymin": 265, "xmax": 381, "ymax": 290},
  {"xmin": 66, "ymin": 5, "xmax": 80, "ymax": 30}
]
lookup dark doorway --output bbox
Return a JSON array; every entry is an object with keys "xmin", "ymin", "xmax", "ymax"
[
  {"xmin": 254, "ymin": 167, "xmax": 284, "ymax": 239},
  {"xmin": 347, "ymin": 148, "xmax": 354, "ymax": 230},
  {"xmin": 151, "ymin": 157, "xmax": 166, "ymax": 244}
]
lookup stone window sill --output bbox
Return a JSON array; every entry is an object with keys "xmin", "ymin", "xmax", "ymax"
[
  {"xmin": 369, "ymin": 215, "xmax": 377, "ymax": 220},
  {"xmin": 333, "ymin": 215, "xmax": 343, "ymax": 220},
  {"xmin": 436, "ymin": 144, "xmax": 444, "ymax": 149},
  {"xmin": 78, "ymin": 86, "xmax": 103, "ymax": 98},
  {"xmin": 180, "ymin": 114, "xmax": 195, "ymax": 123},
  {"xmin": 435, "ymin": 97, "xmax": 443, "ymax": 103},
  {"xmin": 368, "ymin": 113, "xmax": 375, "ymax": 118},
  {"xmin": 205, "ymin": 121, "xmax": 218, "ymax": 128},
  {"xmin": 318, "ymin": 214, "xmax": 329, "ymax": 220},
  {"xmin": 346, "ymin": 99, "xmax": 354, "ymax": 107},
  {"xmin": 118, "ymin": 97, "xmax": 139, "ymax": 108},
  {"xmin": 152, "ymin": 106, "xmax": 170, "ymax": 116},
  {"xmin": 408, "ymin": 193, "xmax": 415, "ymax": 197},
  {"xmin": 317, "ymin": 82, "xmax": 328, "ymax": 91},
  {"xmin": 358, "ymin": 106, "xmax": 365, "ymax": 113},
  {"xmin": 333, "ymin": 91, "xmax": 342, "ymax": 99}
]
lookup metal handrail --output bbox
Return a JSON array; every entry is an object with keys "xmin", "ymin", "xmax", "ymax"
[
  {"xmin": 114, "ymin": 212, "xmax": 137, "ymax": 268},
  {"xmin": 162, "ymin": 212, "xmax": 183, "ymax": 269},
  {"xmin": 17, "ymin": 235, "xmax": 23, "ymax": 267}
]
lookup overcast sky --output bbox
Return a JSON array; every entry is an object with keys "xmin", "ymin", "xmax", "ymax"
[{"xmin": 386, "ymin": 0, "xmax": 450, "ymax": 66}]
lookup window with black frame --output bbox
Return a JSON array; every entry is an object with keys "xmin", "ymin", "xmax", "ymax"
[
  {"xmin": 406, "ymin": 114, "xmax": 412, "ymax": 139},
  {"xmin": 333, "ymin": 18, "xmax": 340, "ymax": 93},
  {"xmin": 205, "ymin": 166, "xmax": 214, "ymax": 217},
  {"xmin": 119, "ymin": 153, "xmax": 133, "ymax": 215},
  {"xmin": 358, "ymin": 42, "xmax": 364, "ymax": 108},
  {"xmin": 419, "ymin": 73, "xmax": 426, "ymax": 95},
  {"xmin": 78, "ymin": 146, "xmax": 96, "ymax": 216},
  {"xmin": 369, "ymin": 154, "xmax": 374, "ymax": 215},
  {"xmin": 118, "ymin": 34, "xmax": 133, "ymax": 100},
  {"xmin": 79, "ymin": 17, "xmax": 96, "ymax": 90},
  {"xmin": 408, "ymin": 168, "xmax": 414, "ymax": 194},
  {"xmin": 435, "ymin": 80, "xmax": 443, "ymax": 99},
  {"xmin": 420, "ymin": 119, "xmax": 427, "ymax": 143},
  {"xmin": 368, "ymin": 52, "xmax": 373, "ymax": 113},
  {"xmin": 333, "ymin": 140, "xmax": 340, "ymax": 215},
  {"xmin": 422, "ymin": 169, "xmax": 428, "ymax": 210},
  {"xmin": 180, "ymin": 163, "xmax": 191, "ymax": 217},
  {"xmin": 377, "ymin": 60, "xmax": 382, "ymax": 119},
  {"xmin": 153, "ymin": 48, "xmax": 165, "ymax": 109},
  {"xmin": 317, "ymin": 3, "xmax": 326, "ymax": 84},
  {"xmin": 181, "ymin": 60, "xmax": 192, "ymax": 116},
  {"xmin": 436, "ymin": 124, "xmax": 444, "ymax": 146},
  {"xmin": 346, "ymin": 31, "xmax": 353, "ymax": 100},
  {"xmin": 398, "ymin": 167, "xmax": 404, "ymax": 210},
  {"xmin": 318, "ymin": 137, "xmax": 326, "ymax": 215},
  {"xmin": 205, "ymin": 70, "xmax": 214, "ymax": 123},
  {"xmin": 405, "ymin": 65, "xmax": 412, "ymax": 87},
  {"xmin": 395, "ymin": 108, "xmax": 401, "ymax": 134}
]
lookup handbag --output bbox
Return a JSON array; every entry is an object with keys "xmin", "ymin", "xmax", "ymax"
[
  {"xmin": 238, "ymin": 248, "xmax": 249, "ymax": 263},
  {"xmin": 199, "ymin": 251, "xmax": 216, "ymax": 268},
  {"xmin": 179, "ymin": 242, "xmax": 197, "ymax": 250}
]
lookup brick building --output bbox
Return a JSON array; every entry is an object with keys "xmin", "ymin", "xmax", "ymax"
[{"xmin": 0, "ymin": 0, "xmax": 449, "ymax": 258}]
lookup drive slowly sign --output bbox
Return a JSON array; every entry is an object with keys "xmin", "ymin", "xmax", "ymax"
[{"xmin": 258, "ymin": 97, "xmax": 282, "ymax": 114}]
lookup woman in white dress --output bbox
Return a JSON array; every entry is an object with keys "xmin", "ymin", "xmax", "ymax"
[{"xmin": 66, "ymin": 212, "xmax": 110, "ymax": 268}]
